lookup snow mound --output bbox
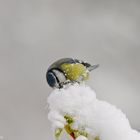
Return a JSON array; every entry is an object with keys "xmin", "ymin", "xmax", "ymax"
[{"xmin": 47, "ymin": 84, "xmax": 140, "ymax": 140}]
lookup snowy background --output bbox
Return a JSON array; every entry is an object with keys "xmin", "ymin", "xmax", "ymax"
[{"xmin": 0, "ymin": 0, "xmax": 140, "ymax": 140}]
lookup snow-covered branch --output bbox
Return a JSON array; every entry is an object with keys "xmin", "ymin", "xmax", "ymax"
[{"xmin": 47, "ymin": 84, "xmax": 140, "ymax": 140}]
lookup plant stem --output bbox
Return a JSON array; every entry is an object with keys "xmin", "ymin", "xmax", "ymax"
[{"xmin": 70, "ymin": 132, "xmax": 76, "ymax": 140}]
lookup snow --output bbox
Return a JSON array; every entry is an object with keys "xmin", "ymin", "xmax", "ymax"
[
  {"xmin": 47, "ymin": 83, "xmax": 140, "ymax": 140},
  {"xmin": 76, "ymin": 135, "xmax": 88, "ymax": 140}
]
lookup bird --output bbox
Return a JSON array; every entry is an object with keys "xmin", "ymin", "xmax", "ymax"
[{"xmin": 46, "ymin": 58, "xmax": 99, "ymax": 88}]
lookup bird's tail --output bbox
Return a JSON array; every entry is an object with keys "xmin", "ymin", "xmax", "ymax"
[{"xmin": 87, "ymin": 64, "xmax": 99, "ymax": 71}]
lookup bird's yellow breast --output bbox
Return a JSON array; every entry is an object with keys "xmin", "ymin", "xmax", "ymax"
[{"xmin": 60, "ymin": 63, "xmax": 89, "ymax": 81}]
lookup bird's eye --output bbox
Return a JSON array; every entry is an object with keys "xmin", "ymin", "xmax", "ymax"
[{"xmin": 46, "ymin": 71, "xmax": 57, "ymax": 87}]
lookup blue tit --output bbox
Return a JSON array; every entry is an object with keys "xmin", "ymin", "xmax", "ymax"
[{"xmin": 46, "ymin": 58, "xmax": 99, "ymax": 88}]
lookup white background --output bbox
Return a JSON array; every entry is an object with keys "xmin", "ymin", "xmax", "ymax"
[{"xmin": 0, "ymin": 0, "xmax": 140, "ymax": 140}]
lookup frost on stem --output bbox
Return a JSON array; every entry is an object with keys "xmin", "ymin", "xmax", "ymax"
[
  {"xmin": 76, "ymin": 135, "xmax": 88, "ymax": 140},
  {"xmin": 55, "ymin": 128, "xmax": 63, "ymax": 140}
]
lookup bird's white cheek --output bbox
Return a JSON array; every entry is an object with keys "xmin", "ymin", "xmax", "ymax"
[{"xmin": 52, "ymin": 69, "xmax": 66, "ymax": 83}]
